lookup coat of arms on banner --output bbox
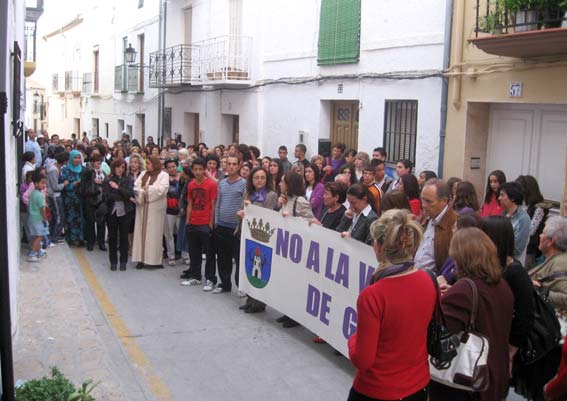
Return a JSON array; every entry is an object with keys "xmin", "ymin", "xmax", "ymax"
[{"xmin": 245, "ymin": 218, "xmax": 275, "ymax": 289}]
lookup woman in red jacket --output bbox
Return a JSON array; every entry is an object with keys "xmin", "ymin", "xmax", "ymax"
[
  {"xmin": 546, "ymin": 337, "xmax": 567, "ymax": 401},
  {"xmin": 348, "ymin": 209, "xmax": 436, "ymax": 401}
]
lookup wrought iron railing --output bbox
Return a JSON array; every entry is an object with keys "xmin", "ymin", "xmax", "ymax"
[
  {"xmin": 195, "ymin": 35, "xmax": 252, "ymax": 82},
  {"xmin": 475, "ymin": 0, "xmax": 567, "ymax": 36},
  {"xmin": 64, "ymin": 71, "xmax": 82, "ymax": 92},
  {"xmin": 149, "ymin": 44, "xmax": 200, "ymax": 87},
  {"xmin": 148, "ymin": 36, "xmax": 252, "ymax": 87},
  {"xmin": 82, "ymin": 72, "xmax": 92, "ymax": 95},
  {"xmin": 114, "ymin": 65, "xmax": 140, "ymax": 93},
  {"xmin": 51, "ymin": 73, "xmax": 59, "ymax": 92}
]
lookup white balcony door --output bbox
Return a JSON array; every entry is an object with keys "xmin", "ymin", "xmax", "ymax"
[
  {"xmin": 229, "ymin": 0, "xmax": 242, "ymax": 37},
  {"xmin": 184, "ymin": 7, "xmax": 192, "ymax": 45},
  {"xmin": 487, "ymin": 104, "xmax": 567, "ymax": 203},
  {"xmin": 229, "ymin": 0, "xmax": 242, "ymax": 71}
]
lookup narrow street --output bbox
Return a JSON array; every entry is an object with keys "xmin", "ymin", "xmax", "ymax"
[
  {"xmin": 16, "ymin": 244, "xmax": 355, "ymax": 401},
  {"xmin": 14, "ymin": 243, "xmax": 529, "ymax": 401}
]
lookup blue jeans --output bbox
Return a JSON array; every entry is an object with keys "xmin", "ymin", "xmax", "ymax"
[{"xmin": 48, "ymin": 196, "xmax": 65, "ymax": 241}]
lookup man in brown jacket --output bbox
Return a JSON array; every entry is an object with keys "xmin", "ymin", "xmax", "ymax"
[{"xmin": 414, "ymin": 179, "xmax": 458, "ymax": 273}]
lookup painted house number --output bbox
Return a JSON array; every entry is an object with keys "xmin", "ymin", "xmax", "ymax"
[{"xmin": 509, "ymin": 82, "xmax": 522, "ymax": 98}]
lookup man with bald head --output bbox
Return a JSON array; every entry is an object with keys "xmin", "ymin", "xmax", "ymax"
[{"xmin": 414, "ymin": 179, "xmax": 458, "ymax": 272}]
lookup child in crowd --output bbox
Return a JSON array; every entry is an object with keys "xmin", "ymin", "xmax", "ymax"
[{"xmin": 26, "ymin": 171, "xmax": 49, "ymax": 262}]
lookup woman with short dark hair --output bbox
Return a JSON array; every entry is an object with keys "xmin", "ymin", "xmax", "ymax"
[
  {"xmin": 103, "ymin": 159, "xmax": 135, "ymax": 271},
  {"xmin": 336, "ymin": 184, "xmax": 378, "ymax": 245},
  {"xmin": 316, "ymin": 182, "xmax": 347, "ymax": 231},
  {"xmin": 430, "ymin": 228, "xmax": 514, "ymax": 401},
  {"xmin": 500, "ymin": 182, "xmax": 531, "ymax": 264}
]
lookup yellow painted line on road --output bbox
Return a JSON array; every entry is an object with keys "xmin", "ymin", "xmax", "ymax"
[{"xmin": 72, "ymin": 248, "xmax": 172, "ymax": 401}]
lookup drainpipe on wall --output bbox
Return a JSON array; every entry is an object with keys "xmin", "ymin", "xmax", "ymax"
[
  {"xmin": 438, "ymin": 0, "xmax": 455, "ymax": 178},
  {"xmin": 157, "ymin": 0, "xmax": 167, "ymax": 146},
  {"xmin": 0, "ymin": 0, "xmax": 16, "ymax": 399}
]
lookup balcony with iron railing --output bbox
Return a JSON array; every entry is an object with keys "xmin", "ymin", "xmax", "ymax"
[
  {"xmin": 52, "ymin": 72, "xmax": 64, "ymax": 93},
  {"xmin": 195, "ymin": 35, "xmax": 252, "ymax": 85},
  {"xmin": 148, "ymin": 35, "xmax": 252, "ymax": 88},
  {"xmin": 149, "ymin": 44, "xmax": 200, "ymax": 87},
  {"xmin": 82, "ymin": 72, "xmax": 93, "ymax": 96},
  {"xmin": 470, "ymin": 0, "xmax": 567, "ymax": 58},
  {"xmin": 115, "ymin": 65, "xmax": 141, "ymax": 93},
  {"xmin": 64, "ymin": 71, "xmax": 82, "ymax": 94}
]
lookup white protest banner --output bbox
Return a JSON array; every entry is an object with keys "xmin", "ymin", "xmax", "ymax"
[{"xmin": 239, "ymin": 204, "xmax": 377, "ymax": 356}]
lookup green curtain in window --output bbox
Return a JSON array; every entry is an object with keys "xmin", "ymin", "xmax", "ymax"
[{"xmin": 317, "ymin": 0, "xmax": 361, "ymax": 65}]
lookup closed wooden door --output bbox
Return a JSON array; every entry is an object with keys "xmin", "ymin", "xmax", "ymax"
[
  {"xmin": 488, "ymin": 104, "xmax": 567, "ymax": 203},
  {"xmin": 331, "ymin": 101, "xmax": 359, "ymax": 150}
]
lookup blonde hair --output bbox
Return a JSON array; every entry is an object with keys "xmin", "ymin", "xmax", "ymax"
[
  {"xmin": 370, "ymin": 209, "xmax": 423, "ymax": 269},
  {"xmin": 450, "ymin": 228, "xmax": 501, "ymax": 284},
  {"xmin": 311, "ymin": 154, "xmax": 323, "ymax": 164},
  {"xmin": 128, "ymin": 154, "xmax": 146, "ymax": 172}
]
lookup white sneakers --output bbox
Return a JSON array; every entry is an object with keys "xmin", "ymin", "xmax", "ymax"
[
  {"xmin": 202, "ymin": 280, "xmax": 214, "ymax": 292},
  {"xmin": 180, "ymin": 279, "xmax": 202, "ymax": 286}
]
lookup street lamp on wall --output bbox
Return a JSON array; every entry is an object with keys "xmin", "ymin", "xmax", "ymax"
[{"xmin": 124, "ymin": 43, "xmax": 137, "ymax": 65}]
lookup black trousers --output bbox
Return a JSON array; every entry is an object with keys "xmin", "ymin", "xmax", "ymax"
[
  {"xmin": 107, "ymin": 212, "xmax": 132, "ymax": 264},
  {"xmin": 84, "ymin": 204, "xmax": 105, "ymax": 247},
  {"xmin": 214, "ymin": 225, "xmax": 240, "ymax": 290},
  {"xmin": 186, "ymin": 224, "xmax": 216, "ymax": 283},
  {"xmin": 347, "ymin": 386, "xmax": 427, "ymax": 401}
]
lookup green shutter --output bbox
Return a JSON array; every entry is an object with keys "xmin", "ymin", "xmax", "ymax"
[{"xmin": 317, "ymin": 0, "xmax": 361, "ymax": 66}]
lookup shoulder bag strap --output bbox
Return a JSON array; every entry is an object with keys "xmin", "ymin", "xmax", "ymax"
[
  {"xmin": 426, "ymin": 270, "xmax": 449, "ymax": 327},
  {"xmin": 293, "ymin": 197, "xmax": 298, "ymax": 217},
  {"xmin": 539, "ymin": 271, "xmax": 567, "ymax": 284},
  {"xmin": 462, "ymin": 278, "xmax": 479, "ymax": 332}
]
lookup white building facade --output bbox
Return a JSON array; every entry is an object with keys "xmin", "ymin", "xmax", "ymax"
[{"xmin": 38, "ymin": 0, "xmax": 450, "ymax": 172}]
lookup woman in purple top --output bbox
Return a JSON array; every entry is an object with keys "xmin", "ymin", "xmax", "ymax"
[{"xmin": 304, "ymin": 163, "xmax": 325, "ymax": 219}]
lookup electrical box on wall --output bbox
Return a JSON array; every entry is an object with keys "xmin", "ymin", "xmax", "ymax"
[{"xmin": 298, "ymin": 130, "xmax": 307, "ymax": 143}]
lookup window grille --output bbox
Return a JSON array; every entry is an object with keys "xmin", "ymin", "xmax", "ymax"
[{"xmin": 383, "ymin": 100, "xmax": 418, "ymax": 164}]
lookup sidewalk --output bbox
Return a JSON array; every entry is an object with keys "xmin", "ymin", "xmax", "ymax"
[{"xmin": 13, "ymin": 243, "xmax": 153, "ymax": 401}]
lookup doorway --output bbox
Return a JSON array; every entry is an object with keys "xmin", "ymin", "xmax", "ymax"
[
  {"xmin": 136, "ymin": 113, "xmax": 145, "ymax": 145},
  {"xmin": 74, "ymin": 118, "xmax": 80, "ymax": 137},
  {"xmin": 331, "ymin": 101, "xmax": 359, "ymax": 150},
  {"xmin": 184, "ymin": 112, "xmax": 199, "ymax": 145},
  {"xmin": 487, "ymin": 104, "xmax": 567, "ymax": 203}
]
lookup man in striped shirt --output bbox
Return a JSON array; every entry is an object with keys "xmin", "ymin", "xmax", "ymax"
[{"xmin": 213, "ymin": 156, "xmax": 246, "ymax": 294}]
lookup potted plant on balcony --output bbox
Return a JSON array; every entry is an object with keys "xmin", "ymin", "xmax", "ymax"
[
  {"xmin": 542, "ymin": 0, "xmax": 567, "ymax": 27},
  {"xmin": 503, "ymin": 0, "xmax": 542, "ymax": 31},
  {"xmin": 480, "ymin": 7, "xmax": 505, "ymax": 34}
]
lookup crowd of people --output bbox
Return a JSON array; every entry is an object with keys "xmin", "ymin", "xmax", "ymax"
[{"xmin": 20, "ymin": 128, "xmax": 567, "ymax": 401}]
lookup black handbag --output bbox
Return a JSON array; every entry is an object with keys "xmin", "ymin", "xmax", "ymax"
[
  {"xmin": 518, "ymin": 275, "xmax": 563, "ymax": 365},
  {"xmin": 426, "ymin": 270, "xmax": 460, "ymax": 368}
]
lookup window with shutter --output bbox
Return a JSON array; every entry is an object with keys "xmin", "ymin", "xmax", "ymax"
[
  {"xmin": 317, "ymin": 0, "xmax": 361, "ymax": 65},
  {"xmin": 383, "ymin": 100, "xmax": 418, "ymax": 164}
]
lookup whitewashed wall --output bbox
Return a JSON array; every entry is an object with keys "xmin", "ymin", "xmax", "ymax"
[
  {"xmin": 36, "ymin": 0, "xmax": 447, "ymax": 172},
  {"xmin": 5, "ymin": 0, "xmax": 27, "ymax": 333}
]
